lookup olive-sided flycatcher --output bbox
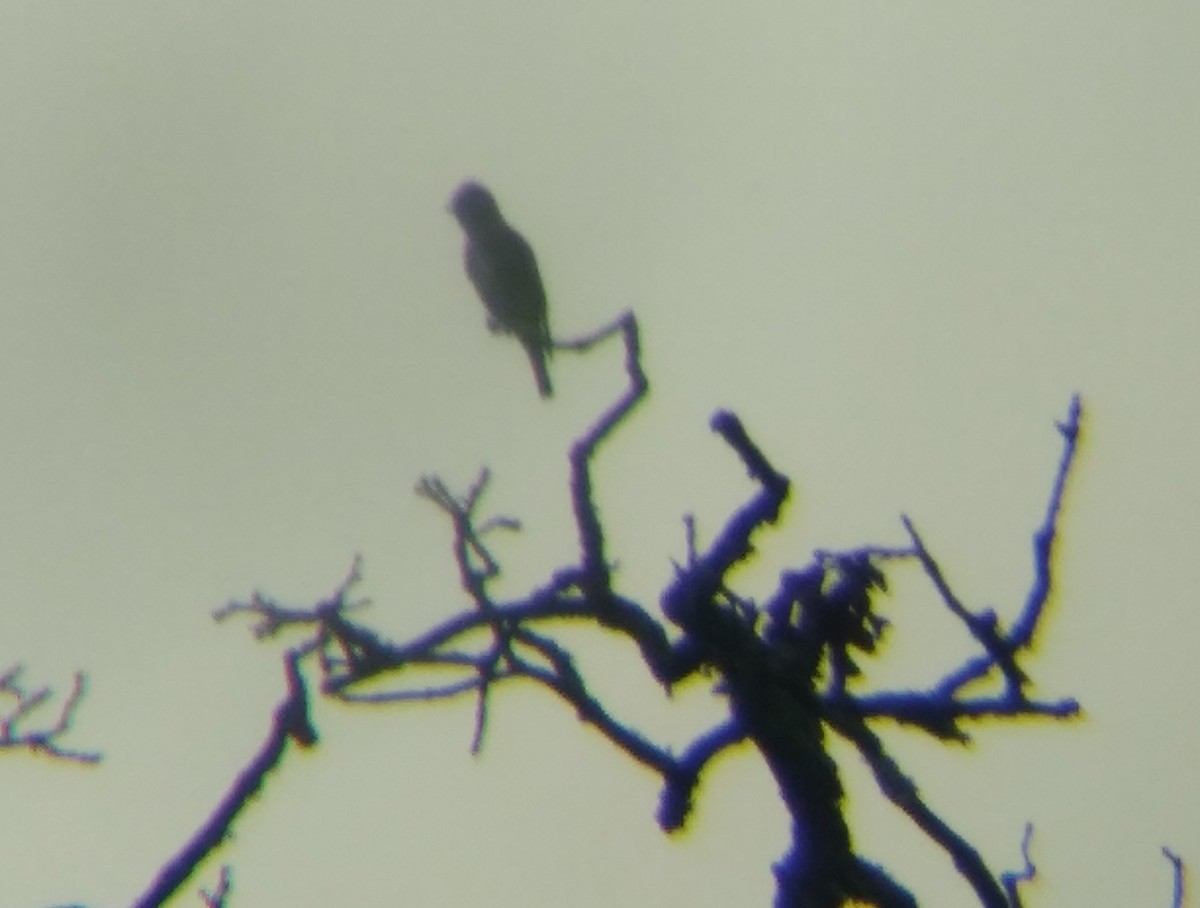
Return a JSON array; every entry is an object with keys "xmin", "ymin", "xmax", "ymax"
[{"xmin": 450, "ymin": 181, "xmax": 553, "ymax": 398}]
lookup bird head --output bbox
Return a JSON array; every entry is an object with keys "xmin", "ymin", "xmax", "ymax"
[{"xmin": 449, "ymin": 181, "xmax": 502, "ymax": 230}]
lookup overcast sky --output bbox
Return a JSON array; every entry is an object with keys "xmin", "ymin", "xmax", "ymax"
[{"xmin": 1, "ymin": 4, "xmax": 1197, "ymax": 907}]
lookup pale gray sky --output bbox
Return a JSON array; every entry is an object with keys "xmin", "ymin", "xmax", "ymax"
[{"xmin": 0, "ymin": 3, "xmax": 1197, "ymax": 907}]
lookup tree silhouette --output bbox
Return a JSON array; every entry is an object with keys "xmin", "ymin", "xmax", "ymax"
[{"xmin": 118, "ymin": 310, "xmax": 1181, "ymax": 906}]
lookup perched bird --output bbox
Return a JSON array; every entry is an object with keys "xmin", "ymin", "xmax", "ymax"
[{"xmin": 449, "ymin": 181, "xmax": 553, "ymax": 398}]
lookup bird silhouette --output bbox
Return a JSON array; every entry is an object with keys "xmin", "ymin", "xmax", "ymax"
[{"xmin": 449, "ymin": 181, "xmax": 553, "ymax": 398}]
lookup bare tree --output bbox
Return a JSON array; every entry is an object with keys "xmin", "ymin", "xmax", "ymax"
[
  {"xmin": 52, "ymin": 307, "xmax": 1164, "ymax": 907},
  {"xmin": 203, "ymin": 310, "xmax": 1180, "ymax": 908}
]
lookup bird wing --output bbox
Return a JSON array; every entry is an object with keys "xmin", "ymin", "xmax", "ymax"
[{"xmin": 464, "ymin": 227, "xmax": 549, "ymax": 345}]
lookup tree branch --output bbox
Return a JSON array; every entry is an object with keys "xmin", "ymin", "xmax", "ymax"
[
  {"xmin": 219, "ymin": 385, "xmax": 1102, "ymax": 908},
  {"xmin": 0, "ymin": 665, "xmax": 100, "ymax": 764},
  {"xmin": 130, "ymin": 650, "xmax": 316, "ymax": 908}
]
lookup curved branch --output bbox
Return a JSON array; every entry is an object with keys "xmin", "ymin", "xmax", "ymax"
[
  {"xmin": 512, "ymin": 627, "xmax": 675, "ymax": 777},
  {"xmin": 565, "ymin": 311, "xmax": 649, "ymax": 600},
  {"xmin": 130, "ymin": 650, "xmax": 316, "ymax": 908},
  {"xmin": 662, "ymin": 411, "xmax": 790, "ymax": 628},
  {"xmin": 1163, "ymin": 847, "xmax": 1185, "ymax": 908},
  {"xmin": 657, "ymin": 719, "xmax": 746, "ymax": 832},
  {"xmin": 999, "ymin": 823, "xmax": 1035, "ymax": 907}
]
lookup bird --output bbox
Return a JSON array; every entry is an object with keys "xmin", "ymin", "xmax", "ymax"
[{"xmin": 449, "ymin": 181, "xmax": 553, "ymax": 398}]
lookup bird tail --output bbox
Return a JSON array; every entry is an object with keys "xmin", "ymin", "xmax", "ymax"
[{"xmin": 524, "ymin": 342, "xmax": 553, "ymax": 399}]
